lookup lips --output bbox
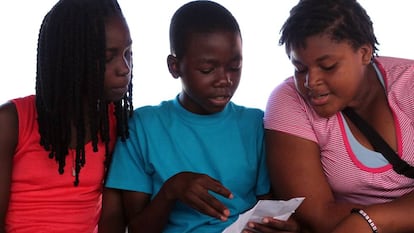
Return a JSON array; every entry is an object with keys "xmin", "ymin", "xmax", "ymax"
[
  {"xmin": 308, "ymin": 92, "xmax": 330, "ymax": 106},
  {"xmin": 114, "ymin": 86, "xmax": 128, "ymax": 93},
  {"xmin": 110, "ymin": 86, "xmax": 128, "ymax": 100},
  {"xmin": 209, "ymin": 95, "xmax": 231, "ymax": 106}
]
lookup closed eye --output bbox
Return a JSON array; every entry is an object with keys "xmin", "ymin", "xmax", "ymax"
[
  {"xmin": 228, "ymin": 59, "xmax": 242, "ymax": 72},
  {"xmin": 321, "ymin": 63, "xmax": 337, "ymax": 71},
  {"xmin": 105, "ymin": 53, "xmax": 115, "ymax": 63},
  {"xmin": 199, "ymin": 68, "xmax": 214, "ymax": 75}
]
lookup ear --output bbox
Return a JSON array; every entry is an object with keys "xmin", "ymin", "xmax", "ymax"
[
  {"xmin": 359, "ymin": 44, "xmax": 373, "ymax": 65},
  {"xmin": 167, "ymin": 54, "xmax": 180, "ymax": 79}
]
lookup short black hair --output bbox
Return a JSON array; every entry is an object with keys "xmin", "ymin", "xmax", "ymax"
[
  {"xmin": 36, "ymin": 0, "xmax": 133, "ymax": 186},
  {"xmin": 279, "ymin": 0, "xmax": 379, "ymax": 56},
  {"xmin": 169, "ymin": 0, "xmax": 241, "ymax": 59}
]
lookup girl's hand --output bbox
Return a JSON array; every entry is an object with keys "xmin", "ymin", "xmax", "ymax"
[{"xmin": 243, "ymin": 217, "xmax": 300, "ymax": 233}]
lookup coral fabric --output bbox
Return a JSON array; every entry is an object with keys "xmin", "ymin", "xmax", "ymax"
[{"xmin": 6, "ymin": 95, "xmax": 116, "ymax": 233}]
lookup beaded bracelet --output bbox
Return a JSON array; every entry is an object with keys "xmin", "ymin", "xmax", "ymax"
[{"xmin": 351, "ymin": 208, "xmax": 378, "ymax": 233}]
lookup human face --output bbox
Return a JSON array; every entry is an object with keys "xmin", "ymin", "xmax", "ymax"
[
  {"xmin": 173, "ymin": 31, "xmax": 242, "ymax": 115},
  {"xmin": 103, "ymin": 16, "xmax": 132, "ymax": 102},
  {"xmin": 289, "ymin": 34, "xmax": 372, "ymax": 118}
]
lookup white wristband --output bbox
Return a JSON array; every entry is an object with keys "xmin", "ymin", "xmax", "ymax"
[{"xmin": 351, "ymin": 208, "xmax": 378, "ymax": 233}]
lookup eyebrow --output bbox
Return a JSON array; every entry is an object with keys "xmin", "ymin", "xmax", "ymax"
[
  {"xmin": 315, "ymin": 55, "xmax": 332, "ymax": 62},
  {"xmin": 106, "ymin": 40, "xmax": 133, "ymax": 51},
  {"xmin": 291, "ymin": 54, "xmax": 332, "ymax": 65},
  {"xmin": 196, "ymin": 55, "xmax": 242, "ymax": 65}
]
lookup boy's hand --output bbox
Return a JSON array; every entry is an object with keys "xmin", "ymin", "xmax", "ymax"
[{"xmin": 162, "ymin": 171, "xmax": 233, "ymax": 221}]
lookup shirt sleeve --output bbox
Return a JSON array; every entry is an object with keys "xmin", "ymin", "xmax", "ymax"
[
  {"xmin": 264, "ymin": 78, "xmax": 318, "ymax": 143},
  {"xmin": 105, "ymin": 111, "xmax": 152, "ymax": 194}
]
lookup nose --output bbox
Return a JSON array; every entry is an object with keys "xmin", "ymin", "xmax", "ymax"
[
  {"xmin": 216, "ymin": 68, "xmax": 233, "ymax": 87},
  {"xmin": 304, "ymin": 70, "xmax": 318, "ymax": 89},
  {"xmin": 117, "ymin": 56, "xmax": 131, "ymax": 77}
]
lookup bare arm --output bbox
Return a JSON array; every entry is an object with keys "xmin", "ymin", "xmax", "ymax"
[
  {"xmin": 123, "ymin": 188, "xmax": 170, "ymax": 233},
  {"xmin": 123, "ymin": 172, "xmax": 233, "ymax": 233},
  {"xmin": 332, "ymin": 191, "xmax": 414, "ymax": 233},
  {"xmin": 99, "ymin": 188, "xmax": 127, "ymax": 233},
  {"xmin": 101, "ymin": 160, "xmax": 299, "ymax": 233},
  {"xmin": 265, "ymin": 129, "xmax": 360, "ymax": 233},
  {"xmin": 0, "ymin": 102, "xmax": 18, "ymax": 233}
]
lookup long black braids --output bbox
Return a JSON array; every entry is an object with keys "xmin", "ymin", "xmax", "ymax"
[{"xmin": 35, "ymin": 0, "xmax": 132, "ymax": 186}]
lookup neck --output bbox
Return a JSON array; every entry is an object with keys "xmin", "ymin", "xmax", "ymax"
[{"xmin": 352, "ymin": 62, "xmax": 388, "ymax": 119}]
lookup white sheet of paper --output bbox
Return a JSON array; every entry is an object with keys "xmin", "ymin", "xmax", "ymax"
[{"xmin": 222, "ymin": 197, "xmax": 305, "ymax": 233}]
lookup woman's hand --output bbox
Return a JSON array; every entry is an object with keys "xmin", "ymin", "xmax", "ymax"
[{"xmin": 243, "ymin": 217, "xmax": 301, "ymax": 233}]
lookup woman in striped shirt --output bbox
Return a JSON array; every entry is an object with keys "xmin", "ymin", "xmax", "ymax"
[{"xmin": 264, "ymin": 0, "xmax": 414, "ymax": 232}]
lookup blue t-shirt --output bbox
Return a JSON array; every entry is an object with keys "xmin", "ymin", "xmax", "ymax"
[{"xmin": 105, "ymin": 97, "xmax": 270, "ymax": 233}]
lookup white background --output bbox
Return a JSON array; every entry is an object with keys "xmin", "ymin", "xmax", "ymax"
[{"xmin": 0, "ymin": 1, "xmax": 413, "ymax": 110}]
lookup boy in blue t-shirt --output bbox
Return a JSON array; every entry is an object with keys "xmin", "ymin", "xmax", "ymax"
[{"xmin": 99, "ymin": 1, "xmax": 298, "ymax": 233}]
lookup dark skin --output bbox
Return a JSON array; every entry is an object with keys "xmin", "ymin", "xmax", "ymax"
[
  {"xmin": 169, "ymin": 31, "xmax": 242, "ymax": 115},
  {"xmin": 0, "ymin": 103, "xmax": 17, "ymax": 233},
  {"xmin": 0, "ymin": 15, "xmax": 131, "ymax": 232},
  {"xmin": 99, "ymin": 31, "xmax": 299, "ymax": 233},
  {"xmin": 267, "ymin": 33, "xmax": 414, "ymax": 233}
]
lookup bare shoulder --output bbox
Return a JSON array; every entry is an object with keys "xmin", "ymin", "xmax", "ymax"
[
  {"xmin": 0, "ymin": 101, "xmax": 19, "ymax": 154},
  {"xmin": 0, "ymin": 101, "xmax": 18, "ymax": 117},
  {"xmin": 0, "ymin": 101, "xmax": 18, "ymax": 131},
  {"xmin": 0, "ymin": 101, "xmax": 18, "ymax": 226}
]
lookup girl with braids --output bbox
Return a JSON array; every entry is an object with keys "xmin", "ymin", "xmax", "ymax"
[
  {"xmin": 0, "ymin": 0, "xmax": 133, "ymax": 232},
  {"xmin": 264, "ymin": 0, "xmax": 414, "ymax": 232}
]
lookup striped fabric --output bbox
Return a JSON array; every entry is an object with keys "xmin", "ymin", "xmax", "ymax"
[{"xmin": 264, "ymin": 56, "xmax": 414, "ymax": 205}]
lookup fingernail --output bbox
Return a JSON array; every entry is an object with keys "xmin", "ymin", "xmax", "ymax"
[
  {"xmin": 223, "ymin": 209, "xmax": 230, "ymax": 216},
  {"xmin": 262, "ymin": 218, "xmax": 269, "ymax": 223}
]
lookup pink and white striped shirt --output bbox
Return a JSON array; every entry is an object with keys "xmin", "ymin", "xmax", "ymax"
[{"xmin": 264, "ymin": 56, "xmax": 414, "ymax": 205}]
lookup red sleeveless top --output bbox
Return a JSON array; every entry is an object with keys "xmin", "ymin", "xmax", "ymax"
[{"xmin": 6, "ymin": 95, "xmax": 116, "ymax": 233}]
